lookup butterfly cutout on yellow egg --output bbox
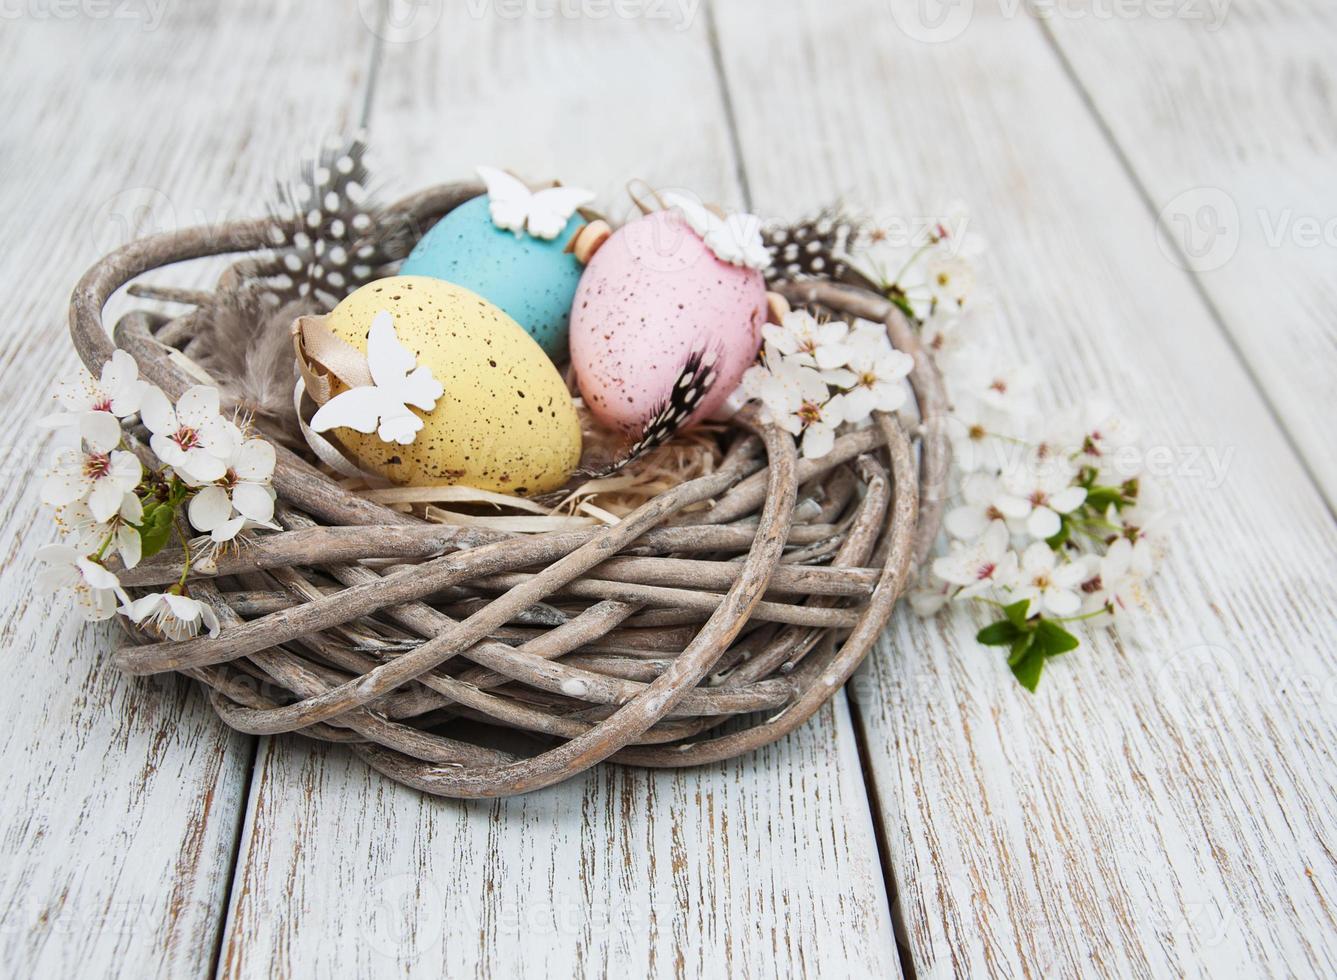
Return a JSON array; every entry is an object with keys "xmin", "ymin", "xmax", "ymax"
[
  {"xmin": 476, "ymin": 166, "xmax": 595, "ymax": 240},
  {"xmin": 309, "ymin": 311, "xmax": 443, "ymax": 445}
]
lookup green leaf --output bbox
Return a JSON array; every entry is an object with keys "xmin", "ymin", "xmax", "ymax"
[
  {"xmin": 1002, "ymin": 599, "xmax": 1032, "ymax": 629},
  {"xmin": 1010, "ymin": 638, "xmax": 1047, "ymax": 692},
  {"xmin": 983, "ymin": 613, "xmax": 1082, "ymax": 691},
  {"xmin": 1033, "ymin": 618, "xmax": 1081, "ymax": 657},
  {"xmin": 1085, "ymin": 485, "xmax": 1135, "ymax": 513},
  {"xmin": 977, "ymin": 619, "xmax": 1022, "ymax": 646},
  {"xmin": 139, "ymin": 528, "xmax": 171, "ymax": 560},
  {"xmin": 1045, "ymin": 517, "xmax": 1071, "ymax": 549},
  {"xmin": 1084, "ymin": 488, "xmax": 1115, "ymax": 511},
  {"xmin": 885, "ymin": 287, "xmax": 918, "ymax": 322},
  {"xmin": 1006, "ymin": 633, "xmax": 1034, "ymax": 667},
  {"xmin": 136, "ymin": 501, "xmax": 177, "ymax": 560}
]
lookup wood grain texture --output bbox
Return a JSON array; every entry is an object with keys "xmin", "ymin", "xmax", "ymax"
[
  {"xmin": 1040, "ymin": 0, "xmax": 1337, "ymax": 512},
  {"xmin": 711, "ymin": 1, "xmax": 1337, "ymax": 976},
  {"xmin": 10, "ymin": 1, "xmax": 1335, "ymax": 976},
  {"xmin": 216, "ymin": 4, "xmax": 901, "ymax": 976},
  {"xmin": 0, "ymin": 4, "xmax": 372, "ymax": 976},
  {"xmin": 220, "ymin": 703, "xmax": 894, "ymax": 979}
]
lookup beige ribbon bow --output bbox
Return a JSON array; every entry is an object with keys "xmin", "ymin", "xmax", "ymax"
[{"xmin": 290, "ymin": 314, "xmax": 373, "ymax": 407}]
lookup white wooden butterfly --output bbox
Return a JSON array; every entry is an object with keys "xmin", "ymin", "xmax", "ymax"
[
  {"xmin": 660, "ymin": 191, "xmax": 771, "ymax": 270},
  {"xmin": 477, "ymin": 165, "xmax": 596, "ymax": 240},
  {"xmin": 310, "ymin": 311, "xmax": 444, "ymax": 445}
]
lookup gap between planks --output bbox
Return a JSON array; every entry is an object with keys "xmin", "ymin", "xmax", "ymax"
[
  {"xmin": 1030, "ymin": 14, "xmax": 1336, "ymax": 526},
  {"xmin": 700, "ymin": 0, "xmax": 918, "ymax": 968},
  {"xmin": 208, "ymin": 22, "xmax": 388, "ymax": 979},
  {"xmin": 210, "ymin": 8, "xmax": 904, "ymax": 977}
]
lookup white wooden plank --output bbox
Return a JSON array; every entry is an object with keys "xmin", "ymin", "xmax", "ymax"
[
  {"xmin": 216, "ymin": 6, "xmax": 901, "ymax": 978},
  {"xmin": 711, "ymin": 1, "xmax": 1337, "ymax": 977},
  {"xmin": 0, "ymin": 5, "xmax": 374, "ymax": 976},
  {"xmin": 220, "ymin": 701, "xmax": 893, "ymax": 979},
  {"xmin": 1040, "ymin": 0, "xmax": 1337, "ymax": 512}
]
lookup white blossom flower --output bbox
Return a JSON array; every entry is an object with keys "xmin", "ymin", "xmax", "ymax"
[
  {"xmin": 187, "ymin": 438, "xmax": 278, "ymax": 542},
  {"xmin": 1080, "ymin": 538, "xmax": 1149, "ymax": 623},
  {"xmin": 931, "ymin": 520, "xmax": 1018, "ymax": 598},
  {"xmin": 794, "ymin": 394, "xmax": 845, "ymax": 459},
  {"xmin": 847, "ymin": 318, "xmax": 895, "ymax": 355},
  {"xmin": 943, "ymin": 397, "xmax": 1017, "ymax": 473},
  {"xmin": 1104, "ymin": 501, "xmax": 1168, "ymax": 579},
  {"xmin": 908, "ymin": 576, "xmax": 952, "ymax": 617},
  {"xmin": 846, "ymin": 241, "xmax": 909, "ymax": 294},
  {"xmin": 962, "ymin": 363, "xmax": 1037, "ymax": 418},
  {"xmin": 741, "ymin": 354, "xmax": 803, "ymax": 421},
  {"xmin": 122, "ymin": 591, "xmax": 220, "ymax": 641},
  {"xmin": 740, "ymin": 361, "xmax": 774, "ymax": 407},
  {"xmin": 929, "ymin": 199, "xmax": 988, "ymax": 258},
  {"xmin": 745, "ymin": 358, "xmax": 845, "ymax": 458},
  {"xmin": 1075, "ymin": 400, "xmax": 1142, "ymax": 483},
  {"xmin": 41, "ymin": 446, "xmax": 141, "ymax": 523},
  {"xmin": 839, "ymin": 342, "xmax": 913, "ymax": 421},
  {"xmin": 1012, "ymin": 543, "xmax": 1089, "ymax": 617},
  {"xmin": 783, "ymin": 388, "xmax": 845, "ymax": 459},
  {"xmin": 921, "ymin": 304, "xmax": 989, "ymax": 377},
  {"xmin": 58, "ymin": 495, "xmax": 144, "ymax": 570},
  {"xmin": 761, "ymin": 310, "xmax": 852, "ymax": 375},
  {"xmin": 1021, "ymin": 408, "xmax": 1084, "ymax": 466},
  {"xmin": 36, "ymin": 544, "xmax": 127, "ymax": 621},
  {"xmin": 923, "ymin": 252, "xmax": 975, "ymax": 307},
  {"xmin": 994, "ymin": 457, "xmax": 1087, "ymax": 539},
  {"xmin": 39, "ymin": 350, "xmax": 148, "ymax": 450},
  {"xmin": 141, "ymin": 385, "xmax": 240, "ymax": 483},
  {"xmin": 944, "ymin": 472, "xmax": 1007, "ymax": 540}
]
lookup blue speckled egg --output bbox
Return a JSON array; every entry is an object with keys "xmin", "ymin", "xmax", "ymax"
[{"xmin": 399, "ymin": 195, "xmax": 584, "ymax": 360}]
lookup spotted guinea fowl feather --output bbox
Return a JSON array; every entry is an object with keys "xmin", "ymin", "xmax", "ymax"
[
  {"xmin": 190, "ymin": 134, "xmax": 405, "ymax": 450},
  {"xmin": 260, "ymin": 134, "xmax": 405, "ymax": 311},
  {"xmin": 578, "ymin": 346, "xmax": 723, "ymax": 479},
  {"xmin": 762, "ymin": 207, "xmax": 866, "ymax": 285}
]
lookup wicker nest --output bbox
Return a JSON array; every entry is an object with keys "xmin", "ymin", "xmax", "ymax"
[{"xmin": 68, "ymin": 183, "xmax": 950, "ymax": 798}]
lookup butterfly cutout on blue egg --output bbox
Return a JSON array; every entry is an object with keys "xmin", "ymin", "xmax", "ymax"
[
  {"xmin": 397, "ymin": 167, "xmax": 597, "ymax": 361},
  {"xmin": 476, "ymin": 166, "xmax": 595, "ymax": 241}
]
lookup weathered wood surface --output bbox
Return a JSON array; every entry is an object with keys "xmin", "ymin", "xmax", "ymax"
[
  {"xmin": 214, "ymin": 4, "xmax": 900, "ymax": 978},
  {"xmin": 219, "ymin": 704, "xmax": 895, "ymax": 979},
  {"xmin": 0, "ymin": 3, "xmax": 370, "ymax": 976},
  {"xmin": 1042, "ymin": 0, "xmax": 1337, "ymax": 511},
  {"xmin": 711, "ymin": 1, "xmax": 1337, "ymax": 976},
  {"xmin": 4, "ymin": 0, "xmax": 1336, "ymax": 977}
]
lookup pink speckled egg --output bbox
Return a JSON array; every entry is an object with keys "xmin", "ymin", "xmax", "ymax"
[{"xmin": 569, "ymin": 210, "xmax": 767, "ymax": 433}]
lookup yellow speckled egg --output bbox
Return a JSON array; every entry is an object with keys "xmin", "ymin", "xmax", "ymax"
[{"xmin": 322, "ymin": 276, "xmax": 581, "ymax": 495}]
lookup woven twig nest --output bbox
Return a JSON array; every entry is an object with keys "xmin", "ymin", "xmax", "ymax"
[{"xmin": 69, "ymin": 183, "xmax": 950, "ymax": 798}]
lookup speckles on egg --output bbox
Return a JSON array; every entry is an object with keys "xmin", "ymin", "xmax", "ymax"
[
  {"xmin": 569, "ymin": 210, "xmax": 767, "ymax": 433},
  {"xmin": 398, "ymin": 195, "xmax": 584, "ymax": 360},
  {"xmin": 322, "ymin": 276, "xmax": 581, "ymax": 494}
]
